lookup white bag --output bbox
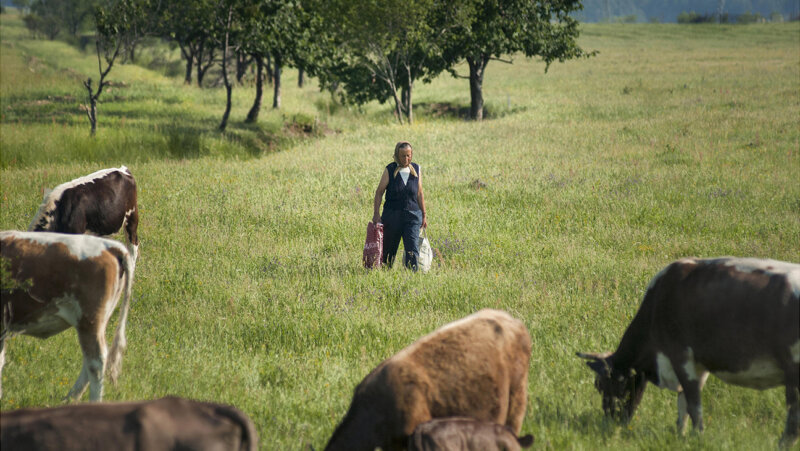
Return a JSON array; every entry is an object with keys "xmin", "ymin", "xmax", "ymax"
[{"xmin": 418, "ymin": 228, "xmax": 433, "ymax": 273}]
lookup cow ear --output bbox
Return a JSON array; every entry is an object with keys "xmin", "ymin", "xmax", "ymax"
[{"xmin": 576, "ymin": 351, "xmax": 612, "ymax": 377}]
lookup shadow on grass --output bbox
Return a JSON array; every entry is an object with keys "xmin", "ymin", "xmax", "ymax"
[
  {"xmin": 415, "ymin": 101, "xmax": 529, "ymax": 120},
  {"xmin": 2, "ymin": 96, "xmax": 333, "ymax": 166}
]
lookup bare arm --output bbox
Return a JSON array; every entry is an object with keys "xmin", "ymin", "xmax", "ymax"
[
  {"xmin": 418, "ymin": 170, "xmax": 427, "ymax": 228},
  {"xmin": 373, "ymin": 169, "xmax": 389, "ymax": 224}
]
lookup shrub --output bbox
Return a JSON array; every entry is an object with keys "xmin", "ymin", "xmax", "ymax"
[
  {"xmin": 736, "ymin": 12, "xmax": 764, "ymax": 24},
  {"xmin": 677, "ymin": 11, "xmax": 716, "ymax": 24},
  {"xmin": 617, "ymin": 14, "xmax": 637, "ymax": 23},
  {"xmin": 22, "ymin": 13, "xmax": 60, "ymax": 39}
]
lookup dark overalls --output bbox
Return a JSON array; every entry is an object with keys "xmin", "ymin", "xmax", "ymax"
[{"xmin": 381, "ymin": 162, "xmax": 423, "ymax": 270}]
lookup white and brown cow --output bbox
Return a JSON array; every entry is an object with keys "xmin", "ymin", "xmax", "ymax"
[
  {"xmin": 1, "ymin": 231, "xmax": 134, "ymax": 402},
  {"xmin": 578, "ymin": 257, "xmax": 800, "ymax": 446},
  {"xmin": 325, "ymin": 309, "xmax": 532, "ymax": 451},
  {"xmin": 408, "ymin": 417, "xmax": 534, "ymax": 451},
  {"xmin": 28, "ymin": 166, "xmax": 139, "ymax": 264},
  {"xmin": 0, "ymin": 396, "xmax": 258, "ymax": 451}
]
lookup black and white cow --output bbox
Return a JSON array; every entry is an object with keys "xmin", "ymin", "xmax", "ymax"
[
  {"xmin": 578, "ymin": 257, "xmax": 800, "ymax": 447},
  {"xmin": 28, "ymin": 166, "xmax": 139, "ymax": 264}
]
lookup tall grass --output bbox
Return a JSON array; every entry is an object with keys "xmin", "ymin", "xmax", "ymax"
[{"xmin": 1, "ymin": 11, "xmax": 799, "ymax": 450}]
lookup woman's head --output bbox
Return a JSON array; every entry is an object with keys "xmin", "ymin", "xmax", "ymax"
[{"xmin": 394, "ymin": 141, "xmax": 413, "ymax": 167}]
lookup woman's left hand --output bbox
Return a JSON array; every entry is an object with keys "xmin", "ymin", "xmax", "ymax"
[{"xmin": 422, "ymin": 215, "xmax": 427, "ymax": 229}]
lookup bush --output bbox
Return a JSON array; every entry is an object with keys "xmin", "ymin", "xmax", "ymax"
[
  {"xmin": 22, "ymin": 13, "xmax": 60, "ymax": 39},
  {"xmin": 614, "ymin": 14, "xmax": 637, "ymax": 23},
  {"xmin": 677, "ymin": 11, "xmax": 717, "ymax": 24},
  {"xmin": 736, "ymin": 12, "xmax": 764, "ymax": 24}
]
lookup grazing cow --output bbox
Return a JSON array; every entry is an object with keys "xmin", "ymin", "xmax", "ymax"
[
  {"xmin": 1, "ymin": 231, "xmax": 134, "ymax": 402},
  {"xmin": 577, "ymin": 257, "xmax": 800, "ymax": 447},
  {"xmin": 325, "ymin": 309, "xmax": 532, "ymax": 451},
  {"xmin": 28, "ymin": 166, "xmax": 139, "ymax": 264},
  {"xmin": 408, "ymin": 417, "xmax": 534, "ymax": 451},
  {"xmin": 0, "ymin": 396, "xmax": 258, "ymax": 451}
]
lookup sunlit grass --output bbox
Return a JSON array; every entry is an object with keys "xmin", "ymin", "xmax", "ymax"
[{"xmin": 1, "ymin": 11, "xmax": 799, "ymax": 450}]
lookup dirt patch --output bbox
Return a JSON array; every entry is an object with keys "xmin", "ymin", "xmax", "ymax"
[
  {"xmin": 22, "ymin": 95, "xmax": 76, "ymax": 107},
  {"xmin": 283, "ymin": 114, "xmax": 336, "ymax": 137}
]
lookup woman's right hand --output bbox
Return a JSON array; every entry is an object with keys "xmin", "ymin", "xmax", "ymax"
[{"xmin": 372, "ymin": 214, "xmax": 381, "ymax": 225}]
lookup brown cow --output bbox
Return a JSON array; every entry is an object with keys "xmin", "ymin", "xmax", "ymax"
[
  {"xmin": 1, "ymin": 231, "xmax": 134, "ymax": 401},
  {"xmin": 408, "ymin": 417, "xmax": 534, "ymax": 451},
  {"xmin": 578, "ymin": 257, "xmax": 800, "ymax": 447},
  {"xmin": 28, "ymin": 166, "xmax": 139, "ymax": 265},
  {"xmin": 0, "ymin": 396, "xmax": 258, "ymax": 451},
  {"xmin": 325, "ymin": 309, "xmax": 532, "ymax": 451}
]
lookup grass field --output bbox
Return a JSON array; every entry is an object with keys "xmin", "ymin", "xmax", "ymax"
[{"xmin": 1, "ymin": 9, "xmax": 799, "ymax": 450}]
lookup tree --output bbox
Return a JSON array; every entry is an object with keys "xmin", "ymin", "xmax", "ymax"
[
  {"xmin": 22, "ymin": 0, "xmax": 97, "ymax": 39},
  {"xmin": 240, "ymin": 0, "xmax": 311, "ymax": 122},
  {"xmin": 84, "ymin": 0, "xmax": 150, "ymax": 135},
  {"xmin": 158, "ymin": 0, "xmax": 217, "ymax": 86},
  {"xmin": 318, "ymin": 0, "xmax": 441, "ymax": 124},
  {"xmin": 438, "ymin": 0, "xmax": 594, "ymax": 120},
  {"xmin": 216, "ymin": 2, "xmax": 237, "ymax": 131}
]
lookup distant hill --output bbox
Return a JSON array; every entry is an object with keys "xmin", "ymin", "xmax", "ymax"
[{"xmin": 575, "ymin": 0, "xmax": 800, "ymax": 22}]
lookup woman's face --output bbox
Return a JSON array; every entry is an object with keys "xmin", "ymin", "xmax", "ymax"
[{"xmin": 398, "ymin": 148, "xmax": 413, "ymax": 167}]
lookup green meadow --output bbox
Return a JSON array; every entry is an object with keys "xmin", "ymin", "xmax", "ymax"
[{"xmin": 1, "ymin": 9, "xmax": 799, "ymax": 450}]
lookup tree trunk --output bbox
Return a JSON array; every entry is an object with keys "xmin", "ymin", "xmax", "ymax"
[
  {"xmin": 84, "ymin": 79, "xmax": 98, "ymax": 136},
  {"xmin": 218, "ymin": 8, "xmax": 233, "ymax": 132},
  {"xmin": 196, "ymin": 46, "xmax": 206, "ymax": 87},
  {"xmin": 245, "ymin": 55, "xmax": 264, "ymax": 123},
  {"xmin": 272, "ymin": 54, "xmax": 282, "ymax": 109},
  {"xmin": 390, "ymin": 85, "xmax": 404, "ymax": 125},
  {"xmin": 402, "ymin": 64, "xmax": 413, "ymax": 124},
  {"xmin": 180, "ymin": 45, "xmax": 193, "ymax": 84},
  {"xmin": 236, "ymin": 50, "xmax": 250, "ymax": 84},
  {"xmin": 265, "ymin": 54, "xmax": 273, "ymax": 85},
  {"xmin": 467, "ymin": 56, "xmax": 488, "ymax": 121},
  {"xmin": 406, "ymin": 83, "xmax": 413, "ymax": 125},
  {"xmin": 297, "ymin": 67, "xmax": 304, "ymax": 88},
  {"xmin": 196, "ymin": 42, "xmax": 215, "ymax": 88},
  {"xmin": 197, "ymin": 49, "xmax": 215, "ymax": 88},
  {"xmin": 89, "ymin": 98, "xmax": 97, "ymax": 135}
]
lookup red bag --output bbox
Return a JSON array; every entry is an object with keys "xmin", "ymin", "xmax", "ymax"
[{"xmin": 362, "ymin": 221, "xmax": 383, "ymax": 269}]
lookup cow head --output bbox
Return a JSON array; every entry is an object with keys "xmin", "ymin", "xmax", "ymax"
[{"xmin": 577, "ymin": 352, "xmax": 646, "ymax": 422}]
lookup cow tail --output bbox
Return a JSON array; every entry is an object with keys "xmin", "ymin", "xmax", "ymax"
[
  {"xmin": 213, "ymin": 404, "xmax": 259, "ymax": 451},
  {"xmin": 107, "ymin": 246, "xmax": 134, "ymax": 384}
]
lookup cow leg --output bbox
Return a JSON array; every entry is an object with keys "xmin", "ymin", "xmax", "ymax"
[
  {"xmin": 124, "ymin": 207, "xmax": 139, "ymax": 264},
  {"xmin": 65, "ymin": 361, "xmax": 90, "ymax": 401},
  {"xmin": 780, "ymin": 366, "xmax": 799, "ymax": 448},
  {"xmin": 676, "ymin": 371, "xmax": 708, "ymax": 435},
  {"xmin": 672, "ymin": 350, "xmax": 708, "ymax": 434},
  {"xmin": 506, "ymin": 374, "xmax": 528, "ymax": 435},
  {"xmin": 0, "ymin": 336, "xmax": 5, "ymax": 398},
  {"xmin": 67, "ymin": 326, "xmax": 107, "ymax": 401},
  {"xmin": 677, "ymin": 391, "xmax": 689, "ymax": 435}
]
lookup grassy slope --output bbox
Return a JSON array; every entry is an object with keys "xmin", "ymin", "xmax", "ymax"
[{"xmin": 1, "ymin": 11, "xmax": 799, "ymax": 450}]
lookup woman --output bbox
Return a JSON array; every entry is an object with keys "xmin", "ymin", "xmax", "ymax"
[{"xmin": 372, "ymin": 141, "xmax": 428, "ymax": 270}]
